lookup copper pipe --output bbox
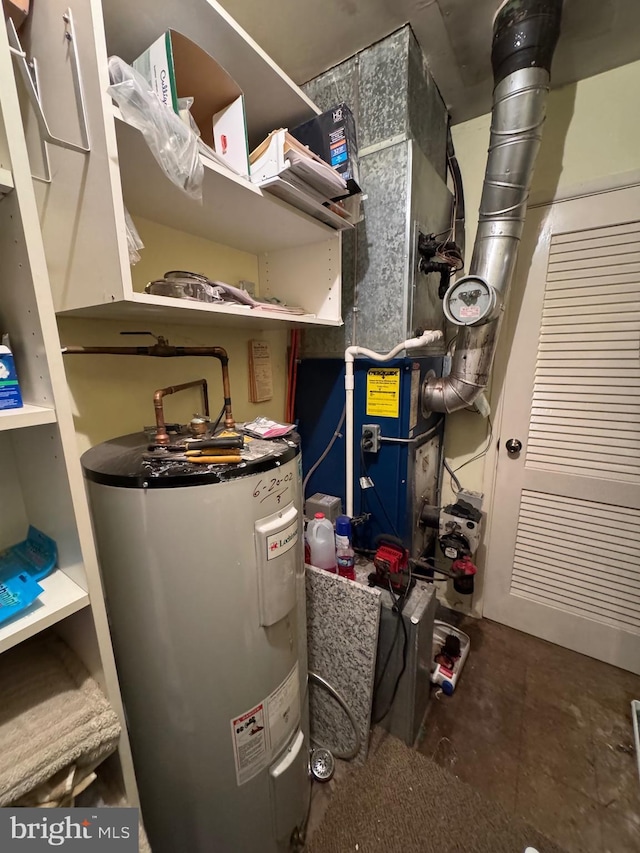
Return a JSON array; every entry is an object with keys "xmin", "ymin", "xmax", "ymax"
[
  {"xmin": 153, "ymin": 379, "xmax": 209, "ymax": 445},
  {"xmin": 62, "ymin": 339, "xmax": 235, "ymax": 430}
]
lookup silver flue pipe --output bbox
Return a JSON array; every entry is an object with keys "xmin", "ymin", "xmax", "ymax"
[{"xmin": 422, "ymin": 0, "xmax": 563, "ymax": 414}]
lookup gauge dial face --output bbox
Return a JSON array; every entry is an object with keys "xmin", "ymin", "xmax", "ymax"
[{"xmin": 443, "ymin": 276, "xmax": 497, "ymax": 326}]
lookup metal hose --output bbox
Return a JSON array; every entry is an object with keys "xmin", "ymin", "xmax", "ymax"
[
  {"xmin": 422, "ymin": 0, "xmax": 563, "ymax": 414},
  {"xmin": 308, "ymin": 670, "xmax": 361, "ymax": 761}
]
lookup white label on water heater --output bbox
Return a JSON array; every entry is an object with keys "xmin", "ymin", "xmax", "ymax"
[
  {"xmin": 266, "ymin": 518, "xmax": 299, "ymax": 561},
  {"xmin": 230, "ymin": 663, "xmax": 300, "ymax": 786},
  {"xmin": 255, "ymin": 504, "xmax": 299, "ymax": 626},
  {"xmin": 267, "ymin": 662, "xmax": 300, "ymax": 757}
]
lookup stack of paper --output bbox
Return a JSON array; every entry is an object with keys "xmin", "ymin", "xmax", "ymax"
[{"xmin": 250, "ymin": 130, "xmax": 354, "ymax": 230}]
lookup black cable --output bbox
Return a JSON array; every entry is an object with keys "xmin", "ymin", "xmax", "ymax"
[
  {"xmin": 211, "ymin": 402, "xmax": 226, "ymax": 434},
  {"xmin": 447, "ymin": 122, "xmax": 466, "ymax": 260},
  {"xmin": 359, "ymin": 445, "xmax": 401, "ymax": 539},
  {"xmin": 372, "ymin": 576, "xmax": 410, "ymax": 724},
  {"xmin": 371, "ymin": 563, "xmax": 411, "ymax": 699},
  {"xmin": 372, "ymin": 604, "xmax": 401, "ymax": 695}
]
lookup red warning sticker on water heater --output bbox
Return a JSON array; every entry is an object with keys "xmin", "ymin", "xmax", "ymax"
[
  {"xmin": 231, "ymin": 703, "xmax": 268, "ymax": 786},
  {"xmin": 230, "ymin": 663, "xmax": 300, "ymax": 786}
]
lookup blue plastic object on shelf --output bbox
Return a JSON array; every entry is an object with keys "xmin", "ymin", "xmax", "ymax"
[{"xmin": 0, "ymin": 526, "xmax": 58, "ymax": 624}]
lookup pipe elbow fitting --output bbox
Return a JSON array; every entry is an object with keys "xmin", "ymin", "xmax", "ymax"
[{"xmin": 421, "ymin": 374, "xmax": 485, "ymax": 415}]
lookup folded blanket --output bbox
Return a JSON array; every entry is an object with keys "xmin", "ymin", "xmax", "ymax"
[
  {"xmin": 76, "ymin": 762, "xmax": 152, "ymax": 853},
  {"xmin": 0, "ymin": 633, "xmax": 121, "ymax": 806}
]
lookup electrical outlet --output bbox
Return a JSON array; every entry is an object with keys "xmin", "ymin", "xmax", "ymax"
[{"xmin": 361, "ymin": 423, "xmax": 381, "ymax": 453}]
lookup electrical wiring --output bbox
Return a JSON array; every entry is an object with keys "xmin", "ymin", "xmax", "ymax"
[
  {"xmin": 372, "ymin": 569, "xmax": 411, "ymax": 724},
  {"xmin": 302, "ymin": 405, "xmax": 346, "ymax": 498},
  {"xmin": 452, "ymin": 415, "xmax": 494, "ymax": 477},
  {"xmin": 444, "ymin": 416, "xmax": 494, "ymax": 494},
  {"xmin": 443, "ymin": 459, "xmax": 463, "ymax": 494},
  {"xmin": 359, "ymin": 445, "xmax": 401, "ymax": 539}
]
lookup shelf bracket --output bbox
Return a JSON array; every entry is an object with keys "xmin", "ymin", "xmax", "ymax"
[{"xmin": 7, "ymin": 9, "xmax": 91, "ymax": 183}]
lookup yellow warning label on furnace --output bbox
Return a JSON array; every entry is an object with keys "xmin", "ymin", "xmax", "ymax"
[{"xmin": 366, "ymin": 368, "xmax": 400, "ymax": 418}]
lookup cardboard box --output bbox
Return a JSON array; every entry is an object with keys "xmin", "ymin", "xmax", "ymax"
[
  {"xmin": 0, "ymin": 341, "xmax": 23, "ymax": 410},
  {"xmin": 291, "ymin": 103, "xmax": 361, "ymax": 197},
  {"xmin": 2, "ymin": 0, "xmax": 29, "ymax": 30},
  {"xmin": 133, "ymin": 30, "xmax": 249, "ymax": 177}
]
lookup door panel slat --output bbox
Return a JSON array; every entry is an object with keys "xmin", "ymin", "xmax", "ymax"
[
  {"xmin": 511, "ymin": 489, "xmax": 640, "ymax": 633},
  {"xmin": 520, "ymin": 489, "xmax": 640, "ymax": 519},
  {"xmin": 552, "ymin": 222, "xmax": 640, "ymax": 244},
  {"xmin": 549, "ymin": 231, "xmax": 640, "ymax": 254},
  {"xmin": 490, "ymin": 207, "xmax": 640, "ymax": 668}
]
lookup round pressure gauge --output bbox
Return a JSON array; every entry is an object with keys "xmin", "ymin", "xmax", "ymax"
[{"xmin": 443, "ymin": 275, "xmax": 499, "ymax": 326}]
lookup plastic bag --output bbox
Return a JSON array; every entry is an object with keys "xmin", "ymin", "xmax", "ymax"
[
  {"xmin": 124, "ymin": 207, "xmax": 144, "ymax": 265},
  {"xmin": 107, "ymin": 56, "xmax": 203, "ymax": 200}
]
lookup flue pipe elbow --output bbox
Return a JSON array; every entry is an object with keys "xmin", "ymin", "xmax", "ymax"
[{"xmin": 422, "ymin": 0, "xmax": 563, "ymax": 415}]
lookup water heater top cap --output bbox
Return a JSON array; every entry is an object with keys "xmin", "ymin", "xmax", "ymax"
[{"xmin": 82, "ymin": 430, "xmax": 299, "ymax": 490}]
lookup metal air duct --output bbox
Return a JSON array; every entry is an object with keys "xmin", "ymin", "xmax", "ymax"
[{"xmin": 422, "ymin": 0, "xmax": 563, "ymax": 414}]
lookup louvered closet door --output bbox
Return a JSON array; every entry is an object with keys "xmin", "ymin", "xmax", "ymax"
[{"xmin": 483, "ymin": 186, "xmax": 640, "ymax": 674}]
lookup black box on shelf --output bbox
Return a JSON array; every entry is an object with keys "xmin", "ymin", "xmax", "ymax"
[{"xmin": 291, "ymin": 103, "xmax": 361, "ymax": 198}]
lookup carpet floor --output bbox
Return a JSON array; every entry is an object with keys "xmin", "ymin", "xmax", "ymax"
[{"xmin": 307, "ymin": 731, "xmax": 567, "ymax": 853}]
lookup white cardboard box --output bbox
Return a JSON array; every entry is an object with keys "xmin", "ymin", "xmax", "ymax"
[{"xmin": 133, "ymin": 30, "xmax": 249, "ymax": 177}]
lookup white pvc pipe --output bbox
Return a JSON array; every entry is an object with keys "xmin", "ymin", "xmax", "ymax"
[{"xmin": 344, "ymin": 330, "xmax": 443, "ymax": 517}]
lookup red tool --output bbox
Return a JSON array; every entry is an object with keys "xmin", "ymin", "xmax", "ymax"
[{"xmin": 369, "ymin": 536, "xmax": 413, "ymax": 595}]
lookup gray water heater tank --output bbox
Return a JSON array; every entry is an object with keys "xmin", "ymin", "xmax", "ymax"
[{"xmin": 82, "ymin": 432, "xmax": 309, "ymax": 853}]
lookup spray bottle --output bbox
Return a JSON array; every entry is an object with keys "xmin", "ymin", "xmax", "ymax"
[{"xmin": 335, "ymin": 515, "xmax": 356, "ymax": 581}]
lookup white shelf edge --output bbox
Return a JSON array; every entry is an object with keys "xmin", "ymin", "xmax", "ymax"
[
  {"xmin": 57, "ymin": 293, "xmax": 344, "ymax": 329},
  {"xmin": 0, "ymin": 568, "xmax": 90, "ymax": 655},
  {"xmin": 0, "ymin": 403, "xmax": 57, "ymax": 431},
  {"xmin": 112, "ymin": 106, "xmax": 258, "ymax": 195},
  {"xmin": 113, "ymin": 108, "xmax": 340, "ymax": 249},
  {"xmin": 0, "ymin": 167, "xmax": 14, "ymax": 196}
]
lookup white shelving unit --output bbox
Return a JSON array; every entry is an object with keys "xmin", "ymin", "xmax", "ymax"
[
  {"xmin": 0, "ymin": 16, "xmax": 138, "ymax": 805},
  {"xmin": 0, "ymin": 403, "xmax": 56, "ymax": 430},
  {"xmin": 0, "ymin": 570, "xmax": 89, "ymax": 655},
  {"xmin": 18, "ymin": 0, "xmax": 343, "ymax": 330},
  {"xmin": 2, "ymin": 0, "xmax": 344, "ymax": 818},
  {"xmin": 0, "ymin": 165, "xmax": 12, "ymax": 195}
]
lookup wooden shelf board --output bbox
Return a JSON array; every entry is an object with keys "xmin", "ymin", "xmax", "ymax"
[
  {"xmin": 0, "ymin": 167, "xmax": 13, "ymax": 196},
  {"xmin": 115, "ymin": 115, "xmax": 338, "ymax": 255},
  {"xmin": 58, "ymin": 292, "xmax": 343, "ymax": 330},
  {"xmin": 102, "ymin": 0, "xmax": 318, "ymax": 149},
  {"xmin": 0, "ymin": 568, "xmax": 90, "ymax": 655},
  {"xmin": 0, "ymin": 403, "xmax": 56, "ymax": 431}
]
